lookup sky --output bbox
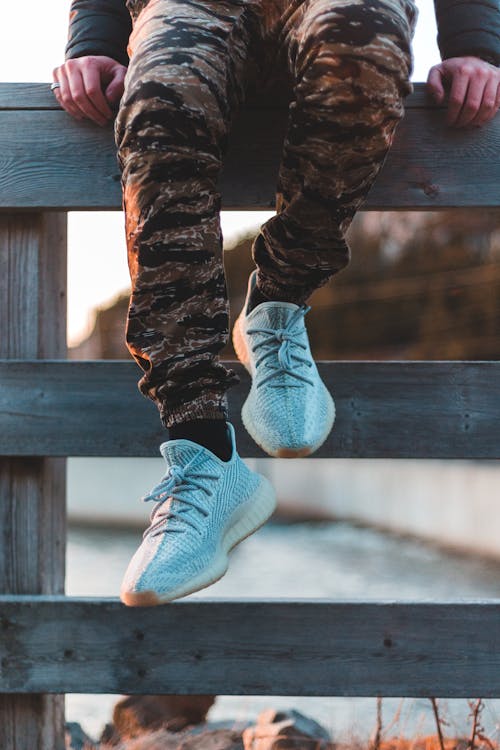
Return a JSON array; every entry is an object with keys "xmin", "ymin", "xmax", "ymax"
[{"xmin": 1, "ymin": 1, "xmax": 440, "ymax": 346}]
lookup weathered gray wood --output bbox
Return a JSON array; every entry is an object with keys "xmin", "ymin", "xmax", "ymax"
[
  {"xmin": 0, "ymin": 82, "xmax": 65, "ymax": 109},
  {"xmin": 0, "ymin": 696, "xmax": 65, "ymax": 750},
  {"xmin": 0, "ymin": 214, "xmax": 67, "ymax": 750},
  {"xmin": 0, "ymin": 83, "xmax": 498, "ymax": 210},
  {"xmin": 0, "ymin": 459, "xmax": 66, "ymax": 593},
  {"xmin": 1, "ymin": 597, "xmax": 500, "ymax": 697},
  {"xmin": 1, "ymin": 360, "xmax": 500, "ymax": 458},
  {"xmin": 0, "ymin": 111, "xmax": 122, "ymax": 211},
  {"xmin": 0, "ymin": 213, "xmax": 67, "ymax": 358}
]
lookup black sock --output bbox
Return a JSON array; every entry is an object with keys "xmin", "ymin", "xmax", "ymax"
[
  {"xmin": 247, "ymin": 285, "xmax": 272, "ymax": 314},
  {"xmin": 169, "ymin": 419, "xmax": 232, "ymax": 462}
]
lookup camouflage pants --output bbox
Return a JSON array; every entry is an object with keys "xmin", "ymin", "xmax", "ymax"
[{"xmin": 115, "ymin": 0, "xmax": 418, "ymax": 428}]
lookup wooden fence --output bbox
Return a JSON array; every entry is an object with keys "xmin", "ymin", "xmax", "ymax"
[{"xmin": 0, "ymin": 81, "xmax": 499, "ymax": 749}]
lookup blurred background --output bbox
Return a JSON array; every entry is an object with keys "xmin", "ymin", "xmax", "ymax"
[{"xmin": 3, "ymin": 0, "xmax": 500, "ymax": 743}]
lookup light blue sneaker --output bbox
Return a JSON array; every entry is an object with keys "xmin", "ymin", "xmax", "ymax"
[
  {"xmin": 232, "ymin": 271, "xmax": 335, "ymax": 457},
  {"xmin": 120, "ymin": 422, "xmax": 276, "ymax": 606}
]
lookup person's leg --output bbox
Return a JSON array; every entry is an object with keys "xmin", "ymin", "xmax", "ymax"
[
  {"xmin": 251, "ymin": 0, "xmax": 418, "ymax": 304},
  {"xmin": 233, "ymin": 0, "xmax": 418, "ymax": 456},
  {"xmin": 116, "ymin": 0, "xmax": 277, "ymax": 606},
  {"xmin": 114, "ymin": 0, "xmax": 260, "ymax": 443}
]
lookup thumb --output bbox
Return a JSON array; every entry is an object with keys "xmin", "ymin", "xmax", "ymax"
[
  {"xmin": 104, "ymin": 65, "xmax": 127, "ymax": 106},
  {"xmin": 427, "ymin": 64, "xmax": 446, "ymax": 103}
]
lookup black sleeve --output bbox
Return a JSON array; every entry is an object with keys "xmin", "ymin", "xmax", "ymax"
[
  {"xmin": 64, "ymin": 0, "xmax": 132, "ymax": 67},
  {"xmin": 433, "ymin": 0, "xmax": 500, "ymax": 66}
]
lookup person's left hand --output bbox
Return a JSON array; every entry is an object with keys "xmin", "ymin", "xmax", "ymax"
[{"xmin": 427, "ymin": 56, "xmax": 500, "ymax": 128}]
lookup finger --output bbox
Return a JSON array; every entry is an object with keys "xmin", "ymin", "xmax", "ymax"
[
  {"xmin": 80, "ymin": 62, "xmax": 114, "ymax": 119},
  {"xmin": 427, "ymin": 66, "xmax": 445, "ymax": 103},
  {"xmin": 468, "ymin": 76, "xmax": 500, "ymax": 127},
  {"xmin": 50, "ymin": 70, "xmax": 63, "ymax": 104},
  {"xmin": 51, "ymin": 86, "xmax": 65, "ymax": 112},
  {"xmin": 455, "ymin": 72, "xmax": 487, "ymax": 127},
  {"xmin": 65, "ymin": 62, "xmax": 108, "ymax": 126},
  {"xmin": 56, "ymin": 67, "xmax": 84, "ymax": 121},
  {"xmin": 104, "ymin": 67, "xmax": 127, "ymax": 107},
  {"xmin": 446, "ymin": 69, "xmax": 471, "ymax": 126}
]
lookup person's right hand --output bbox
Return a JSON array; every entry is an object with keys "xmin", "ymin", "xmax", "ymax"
[{"xmin": 52, "ymin": 55, "xmax": 127, "ymax": 126}]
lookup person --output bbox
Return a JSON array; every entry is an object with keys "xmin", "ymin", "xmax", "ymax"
[{"xmin": 54, "ymin": 0, "xmax": 500, "ymax": 606}]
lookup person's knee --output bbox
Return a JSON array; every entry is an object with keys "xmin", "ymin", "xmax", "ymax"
[
  {"xmin": 292, "ymin": 0, "xmax": 415, "ymax": 104},
  {"xmin": 114, "ymin": 70, "xmax": 226, "ymax": 163}
]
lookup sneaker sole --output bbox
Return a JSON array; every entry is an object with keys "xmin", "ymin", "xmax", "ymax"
[
  {"xmin": 120, "ymin": 475, "xmax": 277, "ymax": 607},
  {"xmin": 232, "ymin": 311, "xmax": 336, "ymax": 458}
]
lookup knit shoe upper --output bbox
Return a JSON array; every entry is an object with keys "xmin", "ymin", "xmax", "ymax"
[
  {"xmin": 232, "ymin": 272, "xmax": 335, "ymax": 457},
  {"xmin": 120, "ymin": 422, "xmax": 276, "ymax": 605}
]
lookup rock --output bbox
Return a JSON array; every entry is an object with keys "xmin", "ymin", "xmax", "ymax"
[
  {"xmin": 65, "ymin": 721, "xmax": 97, "ymax": 749},
  {"xmin": 242, "ymin": 709, "xmax": 333, "ymax": 750},
  {"xmin": 99, "ymin": 726, "xmax": 243, "ymax": 750},
  {"xmin": 99, "ymin": 724, "xmax": 119, "ymax": 746},
  {"xmin": 102, "ymin": 695, "xmax": 216, "ymax": 745},
  {"xmin": 97, "ymin": 702, "xmax": 333, "ymax": 750}
]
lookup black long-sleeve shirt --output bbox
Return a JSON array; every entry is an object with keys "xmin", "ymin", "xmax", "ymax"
[{"xmin": 64, "ymin": 0, "xmax": 500, "ymax": 68}]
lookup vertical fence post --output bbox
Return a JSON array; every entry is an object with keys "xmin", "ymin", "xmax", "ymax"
[{"xmin": 0, "ymin": 212, "xmax": 67, "ymax": 749}]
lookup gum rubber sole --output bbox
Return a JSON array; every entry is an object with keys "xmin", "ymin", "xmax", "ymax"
[
  {"xmin": 120, "ymin": 476, "xmax": 277, "ymax": 607},
  {"xmin": 232, "ymin": 312, "xmax": 336, "ymax": 458},
  {"xmin": 232, "ymin": 310, "xmax": 252, "ymax": 373}
]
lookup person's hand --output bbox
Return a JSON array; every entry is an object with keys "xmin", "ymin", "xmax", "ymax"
[
  {"xmin": 427, "ymin": 56, "xmax": 500, "ymax": 128},
  {"xmin": 52, "ymin": 55, "xmax": 127, "ymax": 126}
]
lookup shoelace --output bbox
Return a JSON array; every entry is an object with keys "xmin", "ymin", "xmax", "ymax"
[
  {"xmin": 247, "ymin": 304, "xmax": 315, "ymax": 388},
  {"xmin": 142, "ymin": 449, "xmax": 220, "ymax": 537}
]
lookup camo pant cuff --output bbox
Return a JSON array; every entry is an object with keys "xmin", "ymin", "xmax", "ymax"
[
  {"xmin": 159, "ymin": 393, "xmax": 229, "ymax": 429},
  {"xmin": 256, "ymin": 271, "xmax": 317, "ymax": 307}
]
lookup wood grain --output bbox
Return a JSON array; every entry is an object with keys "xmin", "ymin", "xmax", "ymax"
[
  {"xmin": 1, "ymin": 597, "xmax": 500, "ymax": 697},
  {"xmin": 1, "ymin": 360, "xmax": 500, "ymax": 458},
  {"xmin": 0, "ymin": 84, "xmax": 497, "ymax": 210},
  {"xmin": 0, "ymin": 214, "xmax": 67, "ymax": 750}
]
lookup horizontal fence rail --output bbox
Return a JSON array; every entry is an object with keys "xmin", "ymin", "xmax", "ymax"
[
  {"xmin": 1, "ymin": 597, "xmax": 500, "ymax": 697},
  {"xmin": 1, "ymin": 360, "xmax": 500, "ymax": 458},
  {"xmin": 0, "ymin": 83, "xmax": 499, "ymax": 210}
]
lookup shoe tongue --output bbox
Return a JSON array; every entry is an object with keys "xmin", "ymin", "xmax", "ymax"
[
  {"xmin": 248, "ymin": 301, "xmax": 302, "ymax": 329},
  {"xmin": 159, "ymin": 439, "xmax": 208, "ymax": 467}
]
